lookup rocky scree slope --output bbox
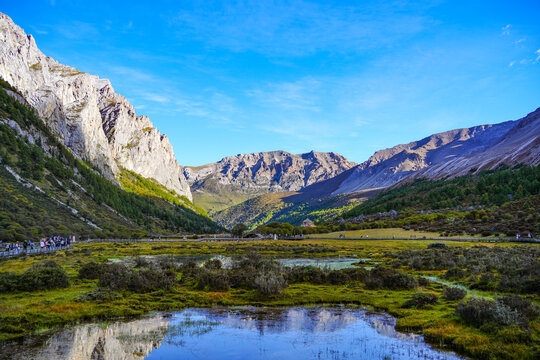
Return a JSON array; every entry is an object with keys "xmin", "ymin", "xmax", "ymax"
[
  {"xmin": 309, "ymin": 118, "xmax": 529, "ymax": 196},
  {"xmin": 0, "ymin": 12, "xmax": 191, "ymax": 200},
  {"xmin": 184, "ymin": 150, "xmax": 356, "ymax": 212},
  {"xmin": 415, "ymin": 107, "xmax": 540, "ymax": 180}
]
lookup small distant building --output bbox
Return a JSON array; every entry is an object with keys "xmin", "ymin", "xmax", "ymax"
[{"xmin": 301, "ymin": 218, "xmax": 315, "ymax": 227}]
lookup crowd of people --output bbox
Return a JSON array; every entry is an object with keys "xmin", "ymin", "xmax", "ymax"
[{"xmin": 0, "ymin": 235, "xmax": 76, "ymax": 255}]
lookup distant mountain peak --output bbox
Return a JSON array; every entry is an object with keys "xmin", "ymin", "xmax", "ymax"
[{"xmin": 184, "ymin": 150, "xmax": 356, "ymax": 212}]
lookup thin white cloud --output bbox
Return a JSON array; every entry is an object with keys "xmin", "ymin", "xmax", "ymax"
[
  {"xmin": 514, "ymin": 38, "xmax": 526, "ymax": 45},
  {"xmin": 535, "ymin": 49, "xmax": 540, "ymax": 63},
  {"xmin": 501, "ymin": 24, "xmax": 511, "ymax": 35},
  {"xmin": 171, "ymin": 1, "xmax": 431, "ymax": 56},
  {"xmin": 108, "ymin": 65, "xmax": 156, "ymax": 83},
  {"xmin": 143, "ymin": 93, "xmax": 170, "ymax": 103},
  {"xmin": 56, "ymin": 21, "xmax": 99, "ymax": 39},
  {"xmin": 247, "ymin": 78, "xmax": 322, "ymax": 111}
]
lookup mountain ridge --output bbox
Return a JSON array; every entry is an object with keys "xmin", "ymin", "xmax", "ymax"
[
  {"xmin": 0, "ymin": 12, "xmax": 192, "ymax": 200},
  {"xmin": 184, "ymin": 150, "xmax": 356, "ymax": 212},
  {"xmin": 213, "ymin": 107, "xmax": 539, "ymax": 228}
]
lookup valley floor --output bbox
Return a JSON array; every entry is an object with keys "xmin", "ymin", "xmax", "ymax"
[{"xmin": 0, "ymin": 238, "xmax": 538, "ymax": 359}]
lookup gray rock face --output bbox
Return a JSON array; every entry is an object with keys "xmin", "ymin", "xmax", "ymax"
[
  {"xmin": 0, "ymin": 12, "xmax": 191, "ymax": 200},
  {"xmin": 332, "ymin": 120, "xmax": 520, "ymax": 195},
  {"xmin": 184, "ymin": 150, "xmax": 356, "ymax": 195},
  {"xmin": 416, "ymin": 107, "xmax": 540, "ymax": 179}
]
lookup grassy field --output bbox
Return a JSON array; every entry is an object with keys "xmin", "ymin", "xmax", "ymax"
[{"xmin": 0, "ymin": 239, "xmax": 538, "ymax": 359}]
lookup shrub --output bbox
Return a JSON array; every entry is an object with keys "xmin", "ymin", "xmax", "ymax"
[
  {"xmin": 254, "ymin": 272, "xmax": 287, "ymax": 296},
  {"xmin": 203, "ymin": 259, "xmax": 222, "ymax": 270},
  {"xmin": 427, "ymin": 243, "xmax": 449, "ymax": 249},
  {"xmin": 444, "ymin": 268, "xmax": 466, "ymax": 279},
  {"xmin": 456, "ymin": 298, "xmax": 526, "ymax": 328},
  {"xmin": 130, "ymin": 267, "xmax": 176, "ymax": 292},
  {"xmin": 286, "ymin": 266, "xmax": 327, "ymax": 284},
  {"xmin": 97, "ymin": 263, "xmax": 176, "ymax": 293},
  {"xmin": 98, "ymin": 263, "xmax": 131, "ymax": 291},
  {"xmin": 77, "ymin": 289, "xmax": 121, "ymax": 302},
  {"xmin": 133, "ymin": 256, "xmax": 150, "ymax": 268},
  {"xmin": 0, "ymin": 261, "xmax": 71, "ymax": 293},
  {"xmin": 402, "ymin": 292, "xmax": 439, "ymax": 308},
  {"xmin": 365, "ymin": 266, "xmax": 417, "ymax": 290},
  {"xmin": 443, "ymin": 287, "xmax": 467, "ymax": 301},
  {"xmin": 418, "ymin": 277, "xmax": 431, "ymax": 287},
  {"xmin": 0, "ymin": 273, "xmax": 19, "ymax": 292},
  {"xmin": 78, "ymin": 262, "xmax": 102, "ymax": 280},
  {"xmin": 497, "ymin": 295, "xmax": 539, "ymax": 319},
  {"xmin": 196, "ymin": 269, "xmax": 230, "ymax": 291}
]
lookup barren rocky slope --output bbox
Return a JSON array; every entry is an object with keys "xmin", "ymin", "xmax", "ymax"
[
  {"xmin": 0, "ymin": 12, "xmax": 191, "ymax": 199},
  {"xmin": 416, "ymin": 107, "xmax": 540, "ymax": 180},
  {"xmin": 331, "ymin": 120, "xmax": 519, "ymax": 195}
]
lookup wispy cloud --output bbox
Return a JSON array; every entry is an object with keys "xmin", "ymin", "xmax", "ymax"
[
  {"xmin": 56, "ymin": 21, "xmax": 99, "ymax": 39},
  {"xmin": 535, "ymin": 49, "xmax": 540, "ymax": 63},
  {"xmin": 501, "ymin": 24, "xmax": 511, "ymax": 35},
  {"xmin": 171, "ymin": 1, "xmax": 432, "ymax": 56},
  {"xmin": 247, "ymin": 78, "xmax": 322, "ymax": 111},
  {"xmin": 108, "ymin": 65, "xmax": 157, "ymax": 83},
  {"xmin": 143, "ymin": 93, "xmax": 170, "ymax": 104}
]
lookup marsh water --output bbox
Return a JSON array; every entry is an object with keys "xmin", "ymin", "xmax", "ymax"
[
  {"xmin": 3, "ymin": 307, "xmax": 464, "ymax": 360},
  {"xmin": 116, "ymin": 254, "xmax": 370, "ymax": 270},
  {"xmin": 276, "ymin": 257, "xmax": 364, "ymax": 269}
]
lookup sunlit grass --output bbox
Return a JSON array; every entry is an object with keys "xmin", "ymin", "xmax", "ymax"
[{"xmin": 0, "ymin": 238, "xmax": 538, "ymax": 359}]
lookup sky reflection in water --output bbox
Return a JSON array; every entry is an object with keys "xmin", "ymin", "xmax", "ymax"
[{"xmin": 148, "ymin": 307, "xmax": 463, "ymax": 360}]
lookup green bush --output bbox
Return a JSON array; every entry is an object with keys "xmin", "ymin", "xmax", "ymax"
[
  {"xmin": 97, "ymin": 263, "xmax": 175, "ymax": 293},
  {"xmin": 443, "ymin": 287, "xmax": 467, "ymax": 301},
  {"xmin": 497, "ymin": 295, "xmax": 539, "ymax": 320},
  {"xmin": 456, "ymin": 298, "xmax": 527, "ymax": 329},
  {"xmin": 254, "ymin": 272, "xmax": 287, "ymax": 296},
  {"xmin": 0, "ymin": 261, "xmax": 69, "ymax": 293},
  {"xmin": 77, "ymin": 289, "xmax": 121, "ymax": 302},
  {"xmin": 365, "ymin": 266, "xmax": 417, "ymax": 290},
  {"xmin": 78, "ymin": 262, "xmax": 102, "ymax": 280},
  {"xmin": 402, "ymin": 292, "xmax": 439, "ymax": 308},
  {"xmin": 196, "ymin": 269, "xmax": 230, "ymax": 291}
]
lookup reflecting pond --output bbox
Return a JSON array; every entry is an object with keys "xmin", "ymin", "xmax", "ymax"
[
  {"xmin": 2, "ymin": 307, "xmax": 464, "ymax": 360},
  {"xmin": 114, "ymin": 255, "xmax": 371, "ymax": 271},
  {"xmin": 277, "ymin": 257, "xmax": 364, "ymax": 270}
]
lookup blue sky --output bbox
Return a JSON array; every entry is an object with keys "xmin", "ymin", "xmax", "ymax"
[{"xmin": 3, "ymin": 1, "xmax": 540, "ymax": 166}]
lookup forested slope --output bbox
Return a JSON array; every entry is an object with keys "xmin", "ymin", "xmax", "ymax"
[
  {"xmin": 340, "ymin": 166, "xmax": 540, "ymax": 237},
  {"xmin": 0, "ymin": 78, "xmax": 222, "ymax": 240}
]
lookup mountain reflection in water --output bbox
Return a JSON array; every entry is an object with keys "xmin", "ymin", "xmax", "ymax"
[
  {"xmin": 151, "ymin": 308, "xmax": 462, "ymax": 360},
  {"xmin": 2, "ymin": 307, "xmax": 464, "ymax": 360}
]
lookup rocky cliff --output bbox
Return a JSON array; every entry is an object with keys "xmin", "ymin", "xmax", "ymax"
[
  {"xmin": 0, "ymin": 12, "xmax": 191, "ymax": 200},
  {"xmin": 184, "ymin": 150, "xmax": 356, "ymax": 212}
]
